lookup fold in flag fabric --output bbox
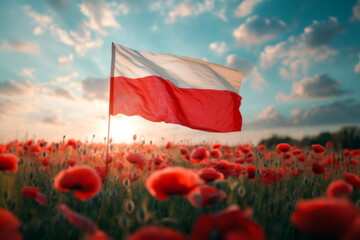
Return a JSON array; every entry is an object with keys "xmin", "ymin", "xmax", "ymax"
[{"xmin": 109, "ymin": 44, "xmax": 243, "ymax": 132}]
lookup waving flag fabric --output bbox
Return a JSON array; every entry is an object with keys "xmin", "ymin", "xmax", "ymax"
[{"xmin": 109, "ymin": 44, "xmax": 243, "ymax": 132}]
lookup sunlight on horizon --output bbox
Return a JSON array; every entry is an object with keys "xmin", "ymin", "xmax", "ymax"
[{"xmin": 108, "ymin": 116, "xmax": 137, "ymax": 143}]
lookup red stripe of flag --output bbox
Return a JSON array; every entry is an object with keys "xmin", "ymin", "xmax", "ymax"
[{"xmin": 110, "ymin": 75, "xmax": 242, "ymax": 132}]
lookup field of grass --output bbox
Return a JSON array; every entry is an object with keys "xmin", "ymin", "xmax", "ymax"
[{"xmin": 1, "ymin": 138, "xmax": 359, "ymax": 240}]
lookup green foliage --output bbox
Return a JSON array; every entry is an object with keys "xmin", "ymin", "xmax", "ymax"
[{"xmin": 259, "ymin": 126, "xmax": 360, "ymax": 149}]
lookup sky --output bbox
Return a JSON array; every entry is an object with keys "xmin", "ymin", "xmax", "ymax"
[{"xmin": 0, "ymin": 0, "xmax": 360, "ymax": 145}]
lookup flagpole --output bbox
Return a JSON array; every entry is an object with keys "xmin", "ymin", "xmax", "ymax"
[{"xmin": 105, "ymin": 43, "xmax": 115, "ymax": 190}]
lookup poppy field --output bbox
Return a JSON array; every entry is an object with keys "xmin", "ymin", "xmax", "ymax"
[{"xmin": 1, "ymin": 137, "xmax": 360, "ymax": 240}]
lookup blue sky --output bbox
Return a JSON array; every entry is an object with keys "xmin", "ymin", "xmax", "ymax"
[{"xmin": 0, "ymin": 0, "xmax": 360, "ymax": 144}]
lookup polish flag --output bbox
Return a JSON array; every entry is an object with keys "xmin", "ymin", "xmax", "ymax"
[{"xmin": 109, "ymin": 44, "xmax": 243, "ymax": 132}]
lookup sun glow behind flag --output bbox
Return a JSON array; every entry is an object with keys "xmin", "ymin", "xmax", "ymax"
[{"xmin": 109, "ymin": 44, "xmax": 243, "ymax": 133}]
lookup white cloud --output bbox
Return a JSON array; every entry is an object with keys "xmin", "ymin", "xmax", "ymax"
[
  {"xmin": 23, "ymin": 5, "xmax": 53, "ymax": 36},
  {"xmin": 57, "ymin": 54, "xmax": 74, "ymax": 66},
  {"xmin": 249, "ymin": 106, "xmax": 288, "ymax": 128},
  {"xmin": 55, "ymin": 72, "xmax": 79, "ymax": 84},
  {"xmin": 151, "ymin": 0, "xmax": 227, "ymax": 23},
  {"xmin": 260, "ymin": 17, "xmax": 342, "ymax": 78},
  {"xmin": 51, "ymin": 22, "xmax": 103, "ymax": 56},
  {"xmin": 33, "ymin": 26, "xmax": 44, "ymax": 35},
  {"xmin": 79, "ymin": 0, "xmax": 121, "ymax": 36},
  {"xmin": 355, "ymin": 53, "xmax": 360, "ymax": 74},
  {"xmin": 43, "ymin": 115, "xmax": 64, "ymax": 125},
  {"xmin": 149, "ymin": 1, "xmax": 163, "ymax": 11},
  {"xmin": 0, "ymin": 78, "xmax": 78, "ymax": 102},
  {"xmin": 0, "ymin": 80, "xmax": 36, "ymax": 98},
  {"xmin": 290, "ymin": 99, "xmax": 360, "ymax": 126},
  {"xmin": 234, "ymin": 0, "xmax": 264, "ymax": 18},
  {"xmin": 233, "ymin": 15, "xmax": 286, "ymax": 46},
  {"xmin": 24, "ymin": 5, "xmax": 103, "ymax": 56},
  {"xmin": 352, "ymin": 0, "xmax": 360, "ymax": 21},
  {"xmin": 277, "ymin": 74, "xmax": 348, "ymax": 101},
  {"xmin": 258, "ymin": 106, "xmax": 280, "ymax": 119},
  {"xmin": 247, "ymin": 99, "xmax": 360, "ymax": 129},
  {"xmin": 214, "ymin": 7, "xmax": 227, "ymax": 21},
  {"xmin": 54, "ymin": 88, "xmax": 76, "ymax": 100},
  {"xmin": 151, "ymin": 24, "xmax": 158, "ymax": 31},
  {"xmin": 226, "ymin": 54, "xmax": 267, "ymax": 90},
  {"xmin": 20, "ymin": 68, "xmax": 35, "ymax": 79},
  {"xmin": 0, "ymin": 40, "xmax": 39, "ymax": 53},
  {"xmin": 0, "ymin": 100, "xmax": 34, "ymax": 117},
  {"xmin": 166, "ymin": 0, "xmax": 213, "ymax": 23},
  {"xmin": 81, "ymin": 77, "xmax": 109, "ymax": 101},
  {"xmin": 209, "ymin": 41, "xmax": 228, "ymax": 55},
  {"xmin": 111, "ymin": 2, "xmax": 129, "ymax": 15}
]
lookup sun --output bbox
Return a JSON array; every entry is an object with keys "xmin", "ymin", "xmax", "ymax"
[{"xmin": 108, "ymin": 116, "xmax": 138, "ymax": 143}]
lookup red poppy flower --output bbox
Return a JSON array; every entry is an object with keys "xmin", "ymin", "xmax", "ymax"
[
  {"xmin": 21, "ymin": 186, "xmax": 39, "ymax": 199},
  {"xmin": 0, "ymin": 153, "xmax": 19, "ymax": 173},
  {"xmin": 58, "ymin": 204, "xmax": 97, "ymax": 235},
  {"xmin": 292, "ymin": 169, "xmax": 302, "ymax": 176},
  {"xmin": 21, "ymin": 186, "xmax": 47, "ymax": 205},
  {"xmin": 35, "ymin": 193, "xmax": 48, "ymax": 206},
  {"xmin": 0, "ymin": 209, "xmax": 22, "ymax": 240},
  {"xmin": 344, "ymin": 172, "xmax": 360, "ymax": 189},
  {"xmin": 231, "ymin": 164, "xmax": 244, "ymax": 178},
  {"xmin": 326, "ymin": 141, "xmax": 333, "ymax": 148},
  {"xmin": 224, "ymin": 150, "xmax": 233, "ymax": 158},
  {"xmin": 25, "ymin": 139, "xmax": 33, "ymax": 147},
  {"xmin": 343, "ymin": 149, "xmax": 350, "ymax": 157},
  {"xmin": 326, "ymin": 180, "xmax": 353, "ymax": 198},
  {"xmin": 94, "ymin": 166, "xmax": 107, "ymax": 184},
  {"xmin": 341, "ymin": 216, "xmax": 360, "ymax": 240},
  {"xmin": 351, "ymin": 149, "xmax": 360, "ymax": 157},
  {"xmin": 283, "ymin": 152, "xmax": 291, "ymax": 160},
  {"xmin": 276, "ymin": 143, "xmax": 292, "ymax": 153},
  {"xmin": 234, "ymin": 157, "xmax": 246, "ymax": 164},
  {"xmin": 198, "ymin": 168, "xmax": 224, "ymax": 182},
  {"xmin": 127, "ymin": 226, "xmax": 186, "ymax": 240},
  {"xmin": 213, "ymin": 160, "xmax": 232, "ymax": 178},
  {"xmin": 260, "ymin": 169, "xmax": 281, "ymax": 186},
  {"xmin": 54, "ymin": 165, "xmax": 102, "ymax": 200},
  {"xmin": 67, "ymin": 159, "xmax": 76, "ymax": 167},
  {"xmin": 210, "ymin": 149, "xmax": 222, "ymax": 159},
  {"xmin": 290, "ymin": 198, "xmax": 359, "ymax": 238},
  {"xmin": 86, "ymin": 230, "xmax": 113, "ymax": 240},
  {"xmin": 312, "ymin": 144, "xmax": 326, "ymax": 154},
  {"xmin": 257, "ymin": 144, "xmax": 266, "ymax": 151},
  {"xmin": 312, "ymin": 162, "xmax": 325, "ymax": 175},
  {"xmin": 105, "ymin": 155, "xmax": 113, "ymax": 164},
  {"xmin": 246, "ymin": 151, "xmax": 254, "ymax": 158},
  {"xmin": 292, "ymin": 149, "xmax": 303, "ymax": 156},
  {"xmin": 0, "ymin": 145, "xmax": 5, "ymax": 154},
  {"xmin": 165, "ymin": 141, "xmax": 173, "ymax": 150},
  {"xmin": 179, "ymin": 147, "xmax": 189, "ymax": 155},
  {"xmin": 297, "ymin": 155, "xmax": 306, "ymax": 162},
  {"xmin": 191, "ymin": 205, "xmax": 266, "ymax": 240},
  {"xmin": 115, "ymin": 162, "xmax": 124, "ymax": 171},
  {"xmin": 146, "ymin": 167, "xmax": 204, "ymax": 200},
  {"xmin": 66, "ymin": 139, "xmax": 77, "ymax": 148},
  {"xmin": 190, "ymin": 147, "xmax": 209, "ymax": 163},
  {"xmin": 187, "ymin": 185, "xmax": 226, "ymax": 207},
  {"xmin": 320, "ymin": 156, "xmax": 339, "ymax": 167},
  {"xmin": 211, "ymin": 143, "xmax": 222, "ymax": 149},
  {"xmin": 125, "ymin": 152, "xmax": 146, "ymax": 164},
  {"xmin": 247, "ymin": 165, "xmax": 256, "ymax": 179},
  {"xmin": 154, "ymin": 156, "xmax": 164, "ymax": 166}
]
